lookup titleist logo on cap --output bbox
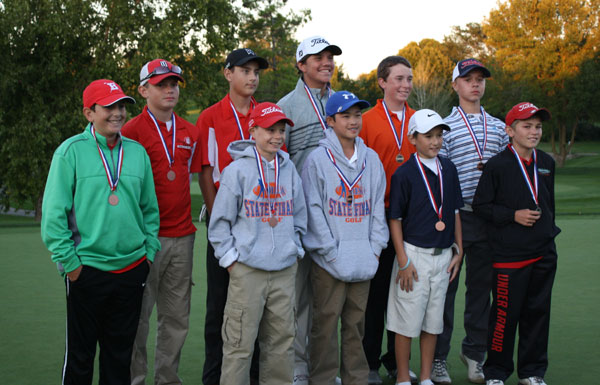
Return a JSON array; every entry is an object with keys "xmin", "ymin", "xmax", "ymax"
[
  {"xmin": 518, "ymin": 102, "xmax": 537, "ymax": 111},
  {"xmin": 260, "ymin": 106, "xmax": 283, "ymax": 116},
  {"xmin": 311, "ymin": 37, "xmax": 329, "ymax": 47}
]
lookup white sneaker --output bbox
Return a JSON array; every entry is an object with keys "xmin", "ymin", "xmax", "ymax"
[
  {"xmin": 368, "ymin": 369, "xmax": 383, "ymax": 384},
  {"xmin": 486, "ymin": 381, "xmax": 504, "ymax": 385},
  {"xmin": 420, "ymin": 380, "xmax": 435, "ymax": 385},
  {"xmin": 293, "ymin": 373, "xmax": 309, "ymax": 385},
  {"xmin": 519, "ymin": 377, "xmax": 547, "ymax": 385},
  {"xmin": 459, "ymin": 352, "xmax": 485, "ymax": 384},
  {"xmin": 388, "ymin": 369, "xmax": 418, "ymax": 383},
  {"xmin": 335, "ymin": 376, "xmax": 342, "ymax": 384},
  {"xmin": 431, "ymin": 359, "xmax": 451, "ymax": 384}
]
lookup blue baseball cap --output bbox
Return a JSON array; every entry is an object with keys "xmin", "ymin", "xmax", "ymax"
[{"xmin": 325, "ymin": 91, "xmax": 370, "ymax": 117}]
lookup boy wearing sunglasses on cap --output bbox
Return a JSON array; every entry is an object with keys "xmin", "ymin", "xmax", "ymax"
[
  {"xmin": 122, "ymin": 59, "xmax": 201, "ymax": 385},
  {"xmin": 208, "ymin": 102, "xmax": 307, "ymax": 385},
  {"xmin": 473, "ymin": 102, "xmax": 559, "ymax": 385},
  {"xmin": 41, "ymin": 79, "xmax": 160, "ymax": 384}
]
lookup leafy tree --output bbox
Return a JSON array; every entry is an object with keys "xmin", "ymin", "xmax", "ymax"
[
  {"xmin": 482, "ymin": 0, "xmax": 600, "ymax": 165},
  {"xmin": 0, "ymin": 0, "xmax": 296, "ymax": 219},
  {"xmin": 398, "ymin": 39, "xmax": 454, "ymax": 115},
  {"xmin": 238, "ymin": 0, "xmax": 311, "ymax": 103}
]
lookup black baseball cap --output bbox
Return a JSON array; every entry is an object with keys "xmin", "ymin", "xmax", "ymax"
[{"xmin": 225, "ymin": 48, "xmax": 269, "ymax": 70}]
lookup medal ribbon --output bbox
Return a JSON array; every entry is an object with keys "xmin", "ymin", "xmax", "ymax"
[
  {"xmin": 457, "ymin": 106, "xmax": 488, "ymax": 162},
  {"xmin": 325, "ymin": 148, "xmax": 366, "ymax": 201},
  {"xmin": 147, "ymin": 109, "xmax": 176, "ymax": 168},
  {"xmin": 414, "ymin": 153, "xmax": 444, "ymax": 221},
  {"xmin": 90, "ymin": 124, "xmax": 123, "ymax": 192},
  {"xmin": 252, "ymin": 147, "xmax": 279, "ymax": 217},
  {"xmin": 508, "ymin": 144, "xmax": 539, "ymax": 206},
  {"xmin": 303, "ymin": 81, "xmax": 330, "ymax": 131},
  {"xmin": 382, "ymin": 100, "xmax": 406, "ymax": 152},
  {"xmin": 229, "ymin": 100, "xmax": 254, "ymax": 140}
]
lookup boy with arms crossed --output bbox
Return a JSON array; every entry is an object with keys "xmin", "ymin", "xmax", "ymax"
[
  {"xmin": 195, "ymin": 48, "xmax": 269, "ymax": 385},
  {"xmin": 277, "ymin": 35, "xmax": 341, "ymax": 384},
  {"xmin": 301, "ymin": 91, "xmax": 388, "ymax": 385},
  {"xmin": 433, "ymin": 59, "xmax": 509, "ymax": 384},
  {"xmin": 208, "ymin": 103, "xmax": 307, "ymax": 385},
  {"xmin": 473, "ymin": 102, "xmax": 559, "ymax": 385},
  {"xmin": 387, "ymin": 110, "xmax": 463, "ymax": 385},
  {"xmin": 122, "ymin": 59, "xmax": 200, "ymax": 385},
  {"xmin": 41, "ymin": 79, "xmax": 160, "ymax": 384},
  {"xmin": 359, "ymin": 55, "xmax": 417, "ymax": 384}
]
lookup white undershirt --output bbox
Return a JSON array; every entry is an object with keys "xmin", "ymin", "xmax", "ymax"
[
  {"xmin": 347, "ymin": 144, "xmax": 358, "ymax": 169},
  {"xmin": 166, "ymin": 120, "xmax": 172, "ymax": 132},
  {"xmin": 419, "ymin": 155, "xmax": 439, "ymax": 175}
]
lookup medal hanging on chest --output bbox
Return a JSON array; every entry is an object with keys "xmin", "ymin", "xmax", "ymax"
[
  {"xmin": 382, "ymin": 100, "xmax": 406, "ymax": 163},
  {"xmin": 229, "ymin": 99, "xmax": 255, "ymax": 140},
  {"xmin": 253, "ymin": 147, "xmax": 280, "ymax": 227},
  {"xmin": 414, "ymin": 153, "xmax": 445, "ymax": 231},
  {"xmin": 147, "ymin": 109, "xmax": 177, "ymax": 181},
  {"xmin": 457, "ymin": 106, "xmax": 488, "ymax": 171},
  {"xmin": 325, "ymin": 148, "xmax": 366, "ymax": 207},
  {"xmin": 90, "ymin": 124, "xmax": 123, "ymax": 206},
  {"xmin": 303, "ymin": 81, "xmax": 331, "ymax": 131},
  {"xmin": 509, "ymin": 144, "xmax": 541, "ymax": 214}
]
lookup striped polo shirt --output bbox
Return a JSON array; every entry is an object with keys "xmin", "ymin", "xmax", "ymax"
[{"xmin": 440, "ymin": 106, "xmax": 509, "ymax": 206}]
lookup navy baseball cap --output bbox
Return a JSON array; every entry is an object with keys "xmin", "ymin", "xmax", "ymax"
[
  {"xmin": 225, "ymin": 48, "xmax": 268, "ymax": 70},
  {"xmin": 452, "ymin": 58, "xmax": 491, "ymax": 81},
  {"xmin": 325, "ymin": 91, "xmax": 370, "ymax": 117}
]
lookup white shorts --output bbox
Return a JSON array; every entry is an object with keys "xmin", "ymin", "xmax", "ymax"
[{"xmin": 387, "ymin": 242, "xmax": 452, "ymax": 338}]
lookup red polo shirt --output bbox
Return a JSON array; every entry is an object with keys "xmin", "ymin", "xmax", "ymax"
[
  {"xmin": 360, "ymin": 99, "xmax": 416, "ymax": 208},
  {"xmin": 122, "ymin": 106, "xmax": 200, "ymax": 237},
  {"xmin": 193, "ymin": 94, "xmax": 257, "ymax": 187}
]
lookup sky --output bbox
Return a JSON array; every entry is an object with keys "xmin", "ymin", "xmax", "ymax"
[{"xmin": 285, "ymin": 0, "xmax": 501, "ymax": 78}]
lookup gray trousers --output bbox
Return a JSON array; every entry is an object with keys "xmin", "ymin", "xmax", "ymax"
[
  {"xmin": 131, "ymin": 233, "xmax": 195, "ymax": 385},
  {"xmin": 434, "ymin": 210, "xmax": 493, "ymax": 363}
]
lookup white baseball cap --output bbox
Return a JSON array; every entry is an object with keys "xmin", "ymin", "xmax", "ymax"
[
  {"xmin": 408, "ymin": 109, "xmax": 451, "ymax": 135},
  {"xmin": 296, "ymin": 35, "xmax": 342, "ymax": 63}
]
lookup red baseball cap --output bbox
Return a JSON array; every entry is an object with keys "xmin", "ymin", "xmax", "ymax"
[
  {"xmin": 139, "ymin": 59, "xmax": 184, "ymax": 86},
  {"xmin": 505, "ymin": 102, "xmax": 551, "ymax": 126},
  {"xmin": 249, "ymin": 102, "xmax": 294, "ymax": 129},
  {"xmin": 83, "ymin": 79, "xmax": 135, "ymax": 109}
]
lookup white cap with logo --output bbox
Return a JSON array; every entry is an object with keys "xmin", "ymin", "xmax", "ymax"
[
  {"xmin": 408, "ymin": 109, "xmax": 451, "ymax": 135},
  {"xmin": 296, "ymin": 35, "xmax": 342, "ymax": 62}
]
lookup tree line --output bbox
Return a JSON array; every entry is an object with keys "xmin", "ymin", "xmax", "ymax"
[{"xmin": 1, "ymin": 0, "xmax": 598, "ymax": 219}]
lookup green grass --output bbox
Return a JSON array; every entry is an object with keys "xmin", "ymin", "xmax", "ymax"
[
  {"xmin": 1, "ymin": 217, "xmax": 599, "ymax": 384},
  {"xmin": 1, "ymin": 142, "xmax": 599, "ymax": 383}
]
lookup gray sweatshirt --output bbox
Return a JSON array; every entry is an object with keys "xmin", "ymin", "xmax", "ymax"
[
  {"xmin": 208, "ymin": 140, "xmax": 307, "ymax": 271},
  {"xmin": 278, "ymin": 78, "xmax": 333, "ymax": 173},
  {"xmin": 301, "ymin": 129, "xmax": 389, "ymax": 282}
]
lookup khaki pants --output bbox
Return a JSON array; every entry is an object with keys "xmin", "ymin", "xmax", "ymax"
[
  {"xmin": 220, "ymin": 262, "xmax": 297, "ymax": 385},
  {"xmin": 131, "ymin": 233, "xmax": 195, "ymax": 385},
  {"xmin": 309, "ymin": 263, "xmax": 370, "ymax": 385}
]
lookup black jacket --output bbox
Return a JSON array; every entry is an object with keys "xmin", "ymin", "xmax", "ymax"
[{"xmin": 473, "ymin": 147, "xmax": 561, "ymax": 261}]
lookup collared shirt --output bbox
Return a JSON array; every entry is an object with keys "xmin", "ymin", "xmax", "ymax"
[
  {"xmin": 441, "ymin": 106, "xmax": 509, "ymax": 205},
  {"xmin": 389, "ymin": 155, "xmax": 463, "ymax": 249},
  {"xmin": 122, "ymin": 106, "xmax": 199, "ymax": 237}
]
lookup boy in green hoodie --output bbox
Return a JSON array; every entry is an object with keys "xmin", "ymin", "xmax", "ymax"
[{"xmin": 41, "ymin": 79, "xmax": 160, "ymax": 385}]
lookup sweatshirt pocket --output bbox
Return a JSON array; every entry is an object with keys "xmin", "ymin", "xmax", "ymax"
[{"xmin": 330, "ymin": 239, "xmax": 379, "ymax": 282}]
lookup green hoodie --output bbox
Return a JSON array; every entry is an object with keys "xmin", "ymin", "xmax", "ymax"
[{"xmin": 41, "ymin": 124, "xmax": 161, "ymax": 275}]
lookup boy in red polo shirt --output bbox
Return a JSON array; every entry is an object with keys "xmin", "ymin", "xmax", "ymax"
[
  {"xmin": 359, "ymin": 56, "xmax": 417, "ymax": 384},
  {"xmin": 122, "ymin": 59, "xmax": 200, "ymax": 385},
  {"xmin": 195, "ymin": 48, "xmax": 269, "ymax": 385}
]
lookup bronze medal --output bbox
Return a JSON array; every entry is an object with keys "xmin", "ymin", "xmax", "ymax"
[
  {"xmin": 535, "ymin": 206, "xmax": 542, "ymax": 214},
  {"xmin": 435, "ymin": 220, "xmax": 445, "ymax": 232},
  {"xmin": 396, "ymin": 154, "xmax": 404, "ymax": 163},
  {"xmin": 477, "ymin": 162, "xmax": 484, "ymax": 171},
  {"xmin": 268, "ymin": 216, "xmax": 278, "ymax": 227},
  {"xmin": 109, "ymin": 194, "xmax": 119, "ymax": 206},
  {"xmin": 346, "ymin": 193, "xmax": 353, "ymax": 205},
  {"xmin": 167, "ymin": 170, "xmax": 176, "ymax": 181}
]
